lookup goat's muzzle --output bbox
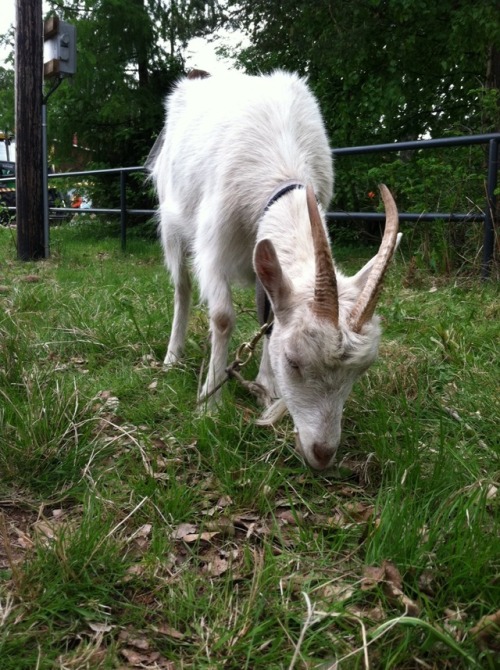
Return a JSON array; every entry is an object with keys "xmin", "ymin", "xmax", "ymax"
[{"xmin": 295, "ymin": 432, "xmax": 336, "ymax": 471}]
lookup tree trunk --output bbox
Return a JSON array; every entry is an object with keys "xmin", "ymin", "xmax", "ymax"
[{"xmin": 15, "ymin": 0, "xmax": 44, "ymax": 260}]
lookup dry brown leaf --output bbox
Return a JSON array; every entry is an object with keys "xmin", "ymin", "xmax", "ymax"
[
  {"xmin": 234, "ymin": 512, "xmax": 260, "ymax": 523},
  {"xmin": 70, "ymin": 357, "xmax": 87, "ymax": 366},
  {"xmin": 309, "ymin": 511, "xmax": 344, "ymax": 528},
  {"xmin": 124, "ymin": 564, "xmax": 146, "ymax": 580},
  {"xmin": 276, "ymin": 509, "xmax": 303, "ymax": 525},
  {"xmin": 418, "ymin": 569, "xmax": 436, "ymax": 596},
  {"xmin": 470, "ymin": 610, "xmax": 500, "ymax": 650},
  {"xmin": 202, "ymin": 547, "xmax": 246, "ymax": 580},
  {"xmin": 136, "ymin": 354, "xmax": 163, "ymax": 370},
  {"xmin": 155, "ymin": 623, "xmax": 185, "ymax": 640},
  {"xmin": 318, "ymin": 582, "xmax": 355, "ymax": 603},
  {"xmin": 339, "ymin": 485, "xmax": 364, "ymax": 497},
  {"xmin": 205, "ymin": 517, "xmax": 235, "ymax": 537},
  {"xmin": 361, "ymin": 560, "xmax": 420, "ymax": 616},
  {"xmin": 89, "ymin": 621, "xmax": 114, "ymax": 633},
  {"xmin": 171, "ymin": 523, "xmax": 197, "ymax": 540},
  {"xmin": 343, "ymin": 501, "xmax": 375, "ymax": 523},
  {"xmin": 120, "ymin": 648, "xmax": 159, "ymax": 666},
  {"xmin": 347, "ymin": 603, "xmax": 386, "ymax": 622},
  {"xmin": 398, "ymin": 593, "xmax": 420, "ymax": 616},
  {"xmin": 151, "ymin": 437, "xmax": 168, "ymax": 449},
  {"xmin": 118, "ymin": 630, "xmax": 150, "ymax": 650},
  {"xmin": 310, "ymin": 504, "xmax": 374, "ymax": 529},
  {"xmin": 383, "ymin": 561, "xmax": 403, "ymax": 591},
  {"xmin": 204, "ymin": 495, "xmax": 234, "ymax": 517},
  {"xmin": 134, "ymin": 524, "xmax": 152, "ymax": 538},
  {"xmin": 360, "ymin": 565, "xmax": 386, "ymax": 590},
  {"xmin": 203, "ymin": 555, "xmax": 230, "ymax": 577},
  {"xmin": 182, "ymin": 531, "xmax": 219, "ymax": 543},
  {"xmin": 486, "ymin": 484, "xmax": 498, "ymax": 500},
  {"xmin": 120, "ymin": 647, "xmax": 175, "ymax": 669},
  {"xmin": 32, "ymin": 513, "xmax": 79, "ymax": 548},
  {"xmin": 217, "ymin": 495, "xmax": 233, "ymax": 508},
  {"xmin": 32, "ymin": 519, "xmax": 57, "ymax": 541},
  {"xmin": 12, "ymin": 527, "xmax": 34, "ymax": 549}
]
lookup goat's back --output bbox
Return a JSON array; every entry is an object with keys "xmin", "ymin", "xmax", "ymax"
[{"xmin": 150, "ymin": 70, "xmax": 333, "ymax": 284}]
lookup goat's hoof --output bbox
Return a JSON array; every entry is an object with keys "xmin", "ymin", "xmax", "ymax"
[
  {"xmin": 196, "ymin": 394, "xmax": 220, "ymax": 417},
  {"xmin": 163, "ymin": 352, "xmax": 182, "ymax": 371}
]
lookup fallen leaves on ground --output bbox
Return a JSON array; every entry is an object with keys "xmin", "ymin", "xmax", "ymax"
[
  {"xmin": 154, "ymin": 623, "xmax": 186, "ymax": 640},
  {"xmin": 470, "ymin": 609, "xmax": 500, "ymax": 650},
  {"xmin": 0, "ymin": 506, "xmax": 37, "ymax": 570},
  {"xmin": 21, "ymin": 274, "xmax": 42, "ymax": 283},
  {"xmin": 32, "ymin": 508, "xmax": 80, "ymax": 548},
  {"xmin": 361, "ymin": 560, "xmax": 420, "ymax": 616},
  {"xmin": 118, "ymin": 628, "xmax": 175, "ymax": 668}
]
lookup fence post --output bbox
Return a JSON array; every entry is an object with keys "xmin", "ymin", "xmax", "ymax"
[
  {"xmin": 482, "ymin": 138, "xmax": 498, "ymax": 279},
  {"xmin": 120, "ymin": 170, "xmax": 127, "ymax": 251}
]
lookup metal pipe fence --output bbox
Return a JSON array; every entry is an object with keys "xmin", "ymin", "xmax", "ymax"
[
  {"xmin": 1, "ymin": 132, "xmax": 498, "ymax": 276},
  {"xmin": 328, "ymin": 132, "xmax": 499, "ymax": 278}
]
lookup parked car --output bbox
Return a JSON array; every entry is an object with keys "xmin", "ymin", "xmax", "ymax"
[
  {"xmin": 0, "ymin": 132, "xmax": 70, "ymax": 224},
  {"xmin": 67, "ymin": 187, "xmax": 92, "ymax": 210}
]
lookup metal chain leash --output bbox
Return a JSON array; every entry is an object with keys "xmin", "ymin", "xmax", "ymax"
[{"xmin": 198, "ymin": 320, "xmax": 274, "ymax": 405}]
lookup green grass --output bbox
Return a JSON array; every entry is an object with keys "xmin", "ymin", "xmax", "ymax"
[{"xmin": 0, "ymin": 220, "xmax": 499, "ymax": 669}]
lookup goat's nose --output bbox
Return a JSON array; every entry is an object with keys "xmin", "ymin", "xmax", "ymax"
[{"xmin": 312, "ymin": 442, "xmax": 335, "ymax": 470}]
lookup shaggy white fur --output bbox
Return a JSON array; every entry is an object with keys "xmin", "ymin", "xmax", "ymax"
[{"xmin": 149, "ymin": 70, "xmax": 400, "ymax": 470}]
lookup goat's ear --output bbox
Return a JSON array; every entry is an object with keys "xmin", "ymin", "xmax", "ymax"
[
  {"xmin": 352, "ymin": 232, "xmax": 403, "ymax": 291},
  {"xmin": 254, "ymin": 239, "xmax": 292, "ymax": 317}
]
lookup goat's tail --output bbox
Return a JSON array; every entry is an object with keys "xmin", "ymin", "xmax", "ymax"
[
  {"xmin": 144, "ymin": 127, "xmax": 165, "ymax": 184},
  {"xmin": 145, "ymin": 69, "xmax": 210, "ymax": 185}
]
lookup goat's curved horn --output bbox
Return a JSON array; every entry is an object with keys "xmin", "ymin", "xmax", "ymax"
[
  {"xmin": 307, "ymin": 185, "xmax": 339, "ymax": 326},
  {"xmin": 348, "ymin": 184, "xmax": 399, "ymax": 333}
]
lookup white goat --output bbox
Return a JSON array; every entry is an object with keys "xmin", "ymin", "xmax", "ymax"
[{"xmin": 149, "ymin": 70, "xmax": 400, "ymax": 471}]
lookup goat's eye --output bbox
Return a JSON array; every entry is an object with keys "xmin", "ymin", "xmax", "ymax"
[{"xmin": 285, "ymin": 353, "xmax": 300, "ymax": 371}]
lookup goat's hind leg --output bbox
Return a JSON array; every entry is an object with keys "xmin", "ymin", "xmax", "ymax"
[{"xmin": 163, "ymin": 240, "xmax": 192, "ymax": 369}]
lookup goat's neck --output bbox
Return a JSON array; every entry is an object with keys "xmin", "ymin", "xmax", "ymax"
[{"xmin": 259, "ymin": 191, "xmax": 319, "ymax": 296}]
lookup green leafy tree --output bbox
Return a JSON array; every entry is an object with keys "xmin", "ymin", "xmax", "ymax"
[
  {"xmin": 227, "ymin": 0, "xmax": 499, "ymax": 210},
  {"xmin": 44, "ymin": 0, "xmax": 223, "ymax": 171},
  {"xmin": 0, "ymin": 26, "xmax": 15, "ymax": 135},
  {"xmin": 225, "ymin": 0, "xmax": 499, "ymax": 271},
  {"xmin": 0, "ymin": 66, "xmax": 15, "ymax": 134},
  {"xmin": 228, "ymin": 0, "xmax": 499, "ymax": 142}
]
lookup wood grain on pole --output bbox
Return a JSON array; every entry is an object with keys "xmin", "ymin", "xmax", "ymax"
[{"xmin": 16, "ymin": 0, "xmax": 44, "ymax": 260}]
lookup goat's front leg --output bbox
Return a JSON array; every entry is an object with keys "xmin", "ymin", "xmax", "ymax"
[
  {"xmin": 255, "ymin": 335, "xmax": 288, "ymax": 425},
  {"xmin": 198, "ymin": 286, "xmax": 235, "ymax": 408},
  {"xmin": 256, "ymin": 336, "xmax": 279, "ymax": 406}
]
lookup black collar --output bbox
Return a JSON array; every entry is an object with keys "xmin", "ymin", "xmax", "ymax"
[
  {"xmin": 258, "ymin": 182, "xmax": 304, "ymax": 336},
  {"xmin": 264, "ymin": 181, "xmax": 304, "ymax": 212}
]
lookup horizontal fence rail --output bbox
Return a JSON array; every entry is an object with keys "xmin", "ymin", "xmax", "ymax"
[
  {"xmin": 329, "ymin": 133, "xmax": 499, "ymax": 277},
  {"xmin": 1, "ymin": 133, "xmax": 498, "ymax": 276}
]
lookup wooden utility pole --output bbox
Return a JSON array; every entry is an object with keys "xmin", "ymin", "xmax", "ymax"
[{"xmin": 16, "ymin": 0, "xmax": 44, "ymax": 260}]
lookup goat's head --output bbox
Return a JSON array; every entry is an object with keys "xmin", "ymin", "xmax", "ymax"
[{"xmin": 254, "ymin": 185, "xmax": 400, "ymax": 471}]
